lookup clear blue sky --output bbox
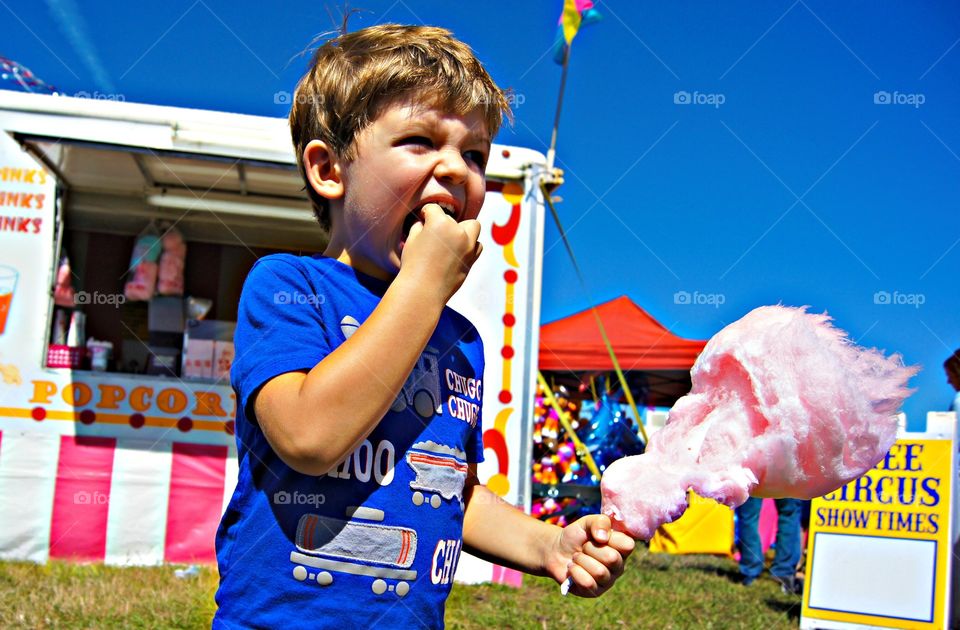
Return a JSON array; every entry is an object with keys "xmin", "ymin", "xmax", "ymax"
[{"xmin": 4, "ymin": 1, "xmax": 957, "ymax": 428}]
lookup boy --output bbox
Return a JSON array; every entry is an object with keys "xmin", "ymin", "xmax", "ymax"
[{"xmin": 214, "ymin": 24, "xmax": 634, "ymax": 628}]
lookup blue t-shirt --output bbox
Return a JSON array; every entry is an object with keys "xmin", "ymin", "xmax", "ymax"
[{"xmin": 214, "ymin": 254, "xmax": 485, "ymax": 629}]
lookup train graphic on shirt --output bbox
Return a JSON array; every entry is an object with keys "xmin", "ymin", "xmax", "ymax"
[
  {"xmin": 406, "ymin": 441, "xmax": 469, "ymax": 509},
  {"xmin": 390, "ymin": 346, "xmax": 442, "ymax": 419},
  {"xmin": 340, "ymin": 315, "xmax": 441, "ymax": 420},
  {"xmin": 289, "ymin": 506, "xmax": 418, "ymax": 597}
]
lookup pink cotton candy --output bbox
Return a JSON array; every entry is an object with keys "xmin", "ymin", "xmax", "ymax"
[
  {"xmin": 124, "ymin": 261, "xmax": 158, "ymax": 301},
  {"xmin": 600, "ymin": 305, "xmax": 918, "ymax": 540},
  {"xmin": 157, "ymin": 229, "xmax": 187, "ymax": 296}
]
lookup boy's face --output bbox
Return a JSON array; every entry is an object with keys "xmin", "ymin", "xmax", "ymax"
[{"xmin": 331, "ymin": 99, "xmax": 491, "ymax": 280}]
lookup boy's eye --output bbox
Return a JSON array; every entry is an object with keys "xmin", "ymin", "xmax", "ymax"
[
  {"xmin": 398, "ymin": 136, "xmax": 433, "ymax": 147},
  {"xmin": 464, "ymin": 150, "xmax": 487, "ymax": 169}
]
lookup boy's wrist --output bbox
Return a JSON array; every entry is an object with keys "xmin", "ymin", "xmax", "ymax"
[
  {"xmin": 393, "ymin": 265, "xmax": 453, "ymax": 309},
  {"xmin": 541, "ymin": 523, "xmax": 566, "ymax": 580}
]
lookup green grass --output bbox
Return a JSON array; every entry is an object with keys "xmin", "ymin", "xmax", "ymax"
[
  {"xmin": 446, "ymin": 548, "xmax": 802, "ymax": 630},
  {"xmin": 0, "ymin": 548, "xmax": 802, "ymax": 629},
  {"xmin": 0, "ymin": 559, "xmax": 218, "ymax": 629}
]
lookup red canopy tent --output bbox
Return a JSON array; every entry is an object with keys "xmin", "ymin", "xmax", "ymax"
[{"xmin": 538, "ymin": 296, "xmax": 707, "ymax": 407}]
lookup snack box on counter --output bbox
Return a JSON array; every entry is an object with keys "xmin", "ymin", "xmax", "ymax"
[{"xmin": 182, "ymin": 319, "xmax": 235, "ymax": 381}]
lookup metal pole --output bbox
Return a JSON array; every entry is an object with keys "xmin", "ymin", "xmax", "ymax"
[{"xmin": 546, "ymin": 44, "xmax": 571, "ymax": 172}]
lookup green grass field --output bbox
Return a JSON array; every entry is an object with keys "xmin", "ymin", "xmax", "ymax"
[{"xmin": 0, "ymin": 547, "xmax": 802, "ymax": 629}]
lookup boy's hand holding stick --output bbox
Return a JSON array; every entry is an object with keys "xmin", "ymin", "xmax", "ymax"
[{"xmin": 545, "ymin": 514, "xmax": 635, "ymax": 597}]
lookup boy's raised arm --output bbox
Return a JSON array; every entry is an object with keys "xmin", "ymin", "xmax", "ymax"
[{"xmin": 253, "ymin": 205, "xmax": 481, "ymax": 475}]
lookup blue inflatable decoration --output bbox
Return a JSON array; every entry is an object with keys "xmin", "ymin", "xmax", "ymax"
[{"xmin": 582, "ymin": 384, "xmax": 645, "ymax": 477}]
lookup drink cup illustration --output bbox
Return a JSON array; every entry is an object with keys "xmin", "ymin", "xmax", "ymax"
[{"xmin": 0, "ymin": 266, "xmax": 18, "ymax": 336}]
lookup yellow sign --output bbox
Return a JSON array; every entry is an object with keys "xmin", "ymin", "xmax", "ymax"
[
  {"xmin": 801, "ymin": 437, "xmax": 955, "ymax": 629},
  {"xmin": 649, "ymin": 491, "xmax": 734, "ymax": 557}
]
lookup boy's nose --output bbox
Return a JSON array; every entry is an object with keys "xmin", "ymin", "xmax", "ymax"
[{"xmin": 434, "ymin": 149, "xmax": 468, "ymax": 185}]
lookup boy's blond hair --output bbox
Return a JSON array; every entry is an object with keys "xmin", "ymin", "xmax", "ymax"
[{"xmin": 290, "ymin": 24, "xmax": 512, "ymax": 231}]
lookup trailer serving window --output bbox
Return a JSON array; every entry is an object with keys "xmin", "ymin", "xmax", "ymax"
[{"xmin": 16, "ymin": 134, "xmax": 320, "ymax": 381}]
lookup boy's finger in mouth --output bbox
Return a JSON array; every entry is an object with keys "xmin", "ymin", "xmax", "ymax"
[
  {"xmin": 401, "ymin": 209, "xmax": 424, "ymax": 242},
  {"xmin": 401, "ymin": 202, "xmax": 458, "ymax": 240}
]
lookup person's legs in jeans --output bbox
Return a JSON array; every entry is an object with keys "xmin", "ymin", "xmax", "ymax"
[
  {"xmin": 771, "ymin": 498, "xmax": 803, "ymax": 587},
  {"xmin": 735, "ymin": 497, "xmax": 763, "ymax": 583}
]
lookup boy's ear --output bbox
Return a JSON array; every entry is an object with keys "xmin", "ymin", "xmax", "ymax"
[{"xmin": 303, "ymin": 140, "xmax": 344, "ymax": 200}]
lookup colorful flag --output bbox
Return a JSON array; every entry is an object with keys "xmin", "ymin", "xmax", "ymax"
[
  {"xmin": 553, "ymin": 0, "xmax": 603, "ymax": 64},
  {"xmin": 0, "ymin": 56, "xmax": 57, "ymax": 94}
]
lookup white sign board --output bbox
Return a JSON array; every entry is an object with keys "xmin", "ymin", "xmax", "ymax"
[{"xmin": 801, "ymin": 412, "xmax": 957, "ymax": 630}]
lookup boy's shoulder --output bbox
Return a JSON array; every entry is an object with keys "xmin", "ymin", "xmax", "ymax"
[
  {"xmin": 249, "ymin": 252, "xmax": 326, "ymax": 274},
  {"xmin": 246, "ymin": 253, "xmax": 352, "ymax": 287},
  {"xmin": 240, "ymin": 254, "xmax": 354, "ymax": 311},
  {"xmin": 243, "ymin": 254, "xmax": 394, "ymax": 314}
]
